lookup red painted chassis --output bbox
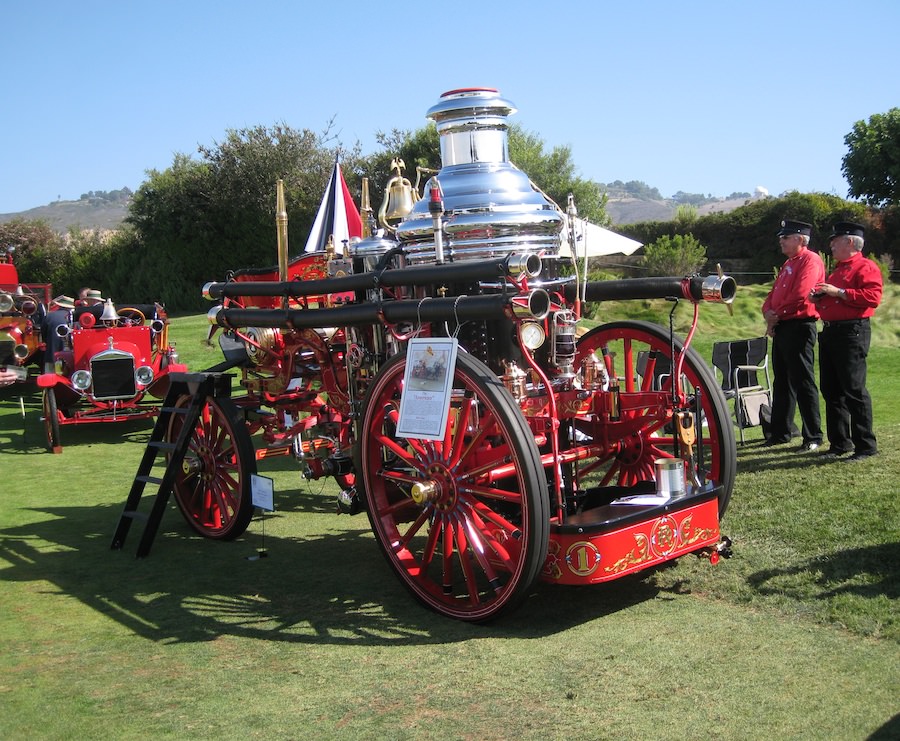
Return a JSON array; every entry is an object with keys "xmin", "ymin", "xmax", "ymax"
[{"xmin": 166, "ymin": 250, "xmax": 737, "ymax": 623}]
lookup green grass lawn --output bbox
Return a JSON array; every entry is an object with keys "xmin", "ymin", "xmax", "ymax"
[{"xmin": 1, "ymin": 283, "xmax": 897, "ymax": 740}]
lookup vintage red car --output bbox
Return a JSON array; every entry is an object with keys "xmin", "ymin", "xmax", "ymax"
[
  {"xmin": 0, "ymin": 246, "xmax": 51, "ymax": 378},
  {"xmin": 37, "ymin": 297, "xmax": 187, "ymax": 452}
]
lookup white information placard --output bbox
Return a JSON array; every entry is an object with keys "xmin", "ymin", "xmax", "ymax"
[
  {"xmin": 396, "ymin": 337, "xmax": 459, "ymax": 441},
  {"xmin": 251, "ymin": 474, "xmax": 275, "ymax": 511}
]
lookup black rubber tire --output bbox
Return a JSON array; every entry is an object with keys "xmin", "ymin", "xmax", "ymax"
[
  {"xmin": 42, "ymin": 388, "xmax": 62, "ymax": 454},
  {"xmin": 360, "ymin": 350, "xmax": 550, "ymax": 623},
  {"xmin": 167, "ymin": 395, "xmax": 257, "ymax": 540}
]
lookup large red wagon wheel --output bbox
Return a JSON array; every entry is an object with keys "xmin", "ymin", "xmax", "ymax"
[
  {"xmin": 575, "ymin": 320, "xmax": 736, "ymax": 517},
  {"xmin": 360, "ymin": 351, "xmax": 550, "ymax": 623},
  {"xmin": 167, "ymin": 396, "xmax": 256, "ymax": 540}
]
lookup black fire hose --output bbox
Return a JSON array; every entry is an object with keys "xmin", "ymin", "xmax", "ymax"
[
  {"xmin": 203, "ymin": 253, "xmax": 541, "ymax": 302},
  {"xmin": 563, "ymin": 275, "xmax": 736, "ymax": 305},
  {"xmin": 210, "ymin": 290, "xmax": 550, "ymax": 331}
]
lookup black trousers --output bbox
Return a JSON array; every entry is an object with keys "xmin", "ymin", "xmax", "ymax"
[
  {"xmin": 41, "ymin": 310, "xmax": 71, "ymax": 372},
  {"xmin": 770, "ymin": 319, "xmax": 822, "ymax": 444},
  {"xmin": 818, "ymin": 320, "xmax": 877, "ymax": 455}
]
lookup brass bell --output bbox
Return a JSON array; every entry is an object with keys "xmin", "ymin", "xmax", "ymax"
[
  {"xmin": 383, "ymin": 181, "xmax": 415, "ymax": 220},
  {"xmin": 100, "ymin": 298, "xmax": 119, "ymax": 323},
  {"xmin": 378, "ymin": 158, "xmax": 418, "ymax": 229}
]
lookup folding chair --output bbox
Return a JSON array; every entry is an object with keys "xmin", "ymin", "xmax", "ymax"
[
  {"xmin": 711, "ymin": 337, "xmax": 771, "ymax": 444},
  {"xmin": 636, "ymin": 350, "xmax": 673, "ymax": 391}
]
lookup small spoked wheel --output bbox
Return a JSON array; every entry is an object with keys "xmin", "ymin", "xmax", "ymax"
[
  {"xmin": 167, "ymin": 396, "xmax": 256, "ymax": 540},
  {"xmin": 360, "ymin": 351, "xmax": 550, "ymax": 622},
  {"xmin": 575, "ymin": 320, "xmax": 736, "ymax": 517}
]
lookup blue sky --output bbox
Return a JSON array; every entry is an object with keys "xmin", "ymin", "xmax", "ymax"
[{"xmin": 2, "ymin": 0, "xmax": 898, "ymax": 214}]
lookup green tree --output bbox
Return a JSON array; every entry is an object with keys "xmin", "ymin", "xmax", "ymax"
[
  {"xmin": 842, "ymin": 108, "xmax": 900, "ymax": 207},
  {"xmin": 507, "ymin": 124, "xmax": 609, "ymax": 226},
  {"xmin": 600, "ymin": 180, "xmax": 662, "ymax": 200},
  {"xmin": 674, "ymin": 204, "xmax": 698, "ymax": 228},
  {"xmin": 639, "ymin": 233, "xmax": 708, "ymax": 276},
  {"xmin": 361, "ymin": 126, "xmax": 442, "ymax": 219},
  {"xmin": 124, "ymin": 125, "xmax": 353, "ymax": 309},
  {"xmin": 0, "ymin": 219, "xmax": 66, "ymax": 285},
  {"xmin": 672, "ymin": 191, "xmax": 715, "ymax": 206},
  {"xmin": 197, "ymin": 122, "xmax": 361, "ymax": 248},
  {"xmin": 622, "ymin": 191, "xmax": 871, "ymax": 275}
]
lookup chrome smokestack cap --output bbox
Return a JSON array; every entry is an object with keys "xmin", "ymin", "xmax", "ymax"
[{"xmin": 395, "ymin": 88, "xmax": 563, "ymax": 264}]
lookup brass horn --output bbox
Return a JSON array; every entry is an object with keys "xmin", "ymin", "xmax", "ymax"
[{"xmin": 378, "ymin": 158, "xmax": 417, "ymax": 231}]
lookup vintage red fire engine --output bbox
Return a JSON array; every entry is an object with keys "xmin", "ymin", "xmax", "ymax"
[
  {"xmin": 0, "ymin": 245, "xmax": 51, "ymax": 378},
  {"xmin": 37, "ymin": 297, "xmax": 187, "ymax": 452},
  {"xmin": 162, "ymin": 88, "xmax": 737, "ymax": 622}
]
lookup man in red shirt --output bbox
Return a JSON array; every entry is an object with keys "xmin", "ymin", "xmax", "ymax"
[
  {"xmin": 811, "ymin": 221, "xmax": 883, "ymax": 461},
  {"xmin": 761, "ymin": 219, "xmax": 825, "ymax": 450}
]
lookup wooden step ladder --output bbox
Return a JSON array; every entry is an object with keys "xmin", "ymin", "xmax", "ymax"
[{"xmin": 110, "ymin": 372, "xmax": 232, "ymax": 557}]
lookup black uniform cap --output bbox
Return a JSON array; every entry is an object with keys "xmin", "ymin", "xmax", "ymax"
[
  {"xmin": 828, "ymin": 221, "xmax": 865, "ymax": 239},
  {"xmin": 776, "ymin": 219, "xmax": 812, "ymax": 237}
]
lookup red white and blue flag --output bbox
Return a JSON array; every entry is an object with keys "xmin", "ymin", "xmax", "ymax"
[{"xmin": 303, "ymin": 159, "xmax": 363, "ymax": 253}]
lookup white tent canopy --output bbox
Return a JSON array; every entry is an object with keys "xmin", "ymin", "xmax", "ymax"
[{"xmin": 558, "ymin": 216, "xmax": 642, "ymax": 259}]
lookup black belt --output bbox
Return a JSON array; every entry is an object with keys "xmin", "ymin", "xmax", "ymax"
[
  {"xmin": 822, "ymin": 318, "xmax": 867, "ymax": 328},
  {"xmin": 778, "ymin": 317, "xmax": 816, "ymax": 324}
]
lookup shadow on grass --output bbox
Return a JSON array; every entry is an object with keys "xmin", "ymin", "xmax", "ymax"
[
  {"xmin": 733, "ymin": 440, "xmax": 841, "ymax": 473},
  {"xmin": 0, "ymin": 501, "xmax": 663, "ymax": 646},
  {"xmin": 0, "ymin": 386, "xmax": 154, "ymax": 455},
  {"xmin": 869, "ymin": 713, "xmax": 900, "ymax": 741},
  {"xmin": 746, "ymin": 541, "xmax": 900, "ymax": 601}
]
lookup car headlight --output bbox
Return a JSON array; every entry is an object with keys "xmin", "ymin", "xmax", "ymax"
[
  {"xmin": 71, "ymin": 369, "xmax": 92, "ymax": 391},
  {"xmin": 135, "ymin": 365, "xmax": 154, "ymax": 385}
]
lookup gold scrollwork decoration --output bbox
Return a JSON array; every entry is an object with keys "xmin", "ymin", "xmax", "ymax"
[
  {"xmin": 678, "ymin": 514, "xmax": 719, "ymax": 548},
  {"xmin": 603, "ymin": 533, "xmax": 651, "ymax": 575},
  {"xmin": 542, "ymin": 538, "xmax": 563, "ymax": 580}
]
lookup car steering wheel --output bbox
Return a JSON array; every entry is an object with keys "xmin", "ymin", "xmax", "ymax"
[{"xmin": 117, "ymin": 307, "xmax": 146, "ymax": 326}]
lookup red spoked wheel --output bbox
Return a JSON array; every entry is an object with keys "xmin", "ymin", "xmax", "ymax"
[
  {"xmin": 167, "ymin": 396, "xmax": 256, "ymax": 540},
  {"xmin": 575, "ymin": 320, "xmax": 736, "ymax": 517},
  {"xmin": 360, "ymin": 351, "xmax": 550, "ymax": 623},
  {"xmin": 42, "ymin": 388, "xmax": 62, "ymax": 454}
]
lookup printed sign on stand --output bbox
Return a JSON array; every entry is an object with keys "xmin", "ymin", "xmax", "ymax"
[
  {"xmin": 396, "ymin": 337, "xmax": 459, "ymax": 441},
  {"xmin": 251, "ymin": 474, "xmax": 275, "ymax": 511}
]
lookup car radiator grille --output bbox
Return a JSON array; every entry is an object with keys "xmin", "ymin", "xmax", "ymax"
[{"xmin": 91, "ymin": 356, "xmax": 136, "ymax": 400}]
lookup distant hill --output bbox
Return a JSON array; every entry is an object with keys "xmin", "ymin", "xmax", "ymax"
[
  {"xmin": 0, "ymin": 190, "xmax": 130, "ymax": 233},
  {"xmin": 606, "ymin": 198, "xmax": 676, "ymax": 224},
  {"xmin": 607, "ymin": 196, "xmax": 753, "ymax": 225},
  {"xmin": 1, "ymin": 188, "xmax": 750, "ymax": 232}
]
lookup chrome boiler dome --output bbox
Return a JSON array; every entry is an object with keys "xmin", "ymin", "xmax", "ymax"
[{"xmin": 394, "ymin": 88, "xmax": 563, "ymax": 264}]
